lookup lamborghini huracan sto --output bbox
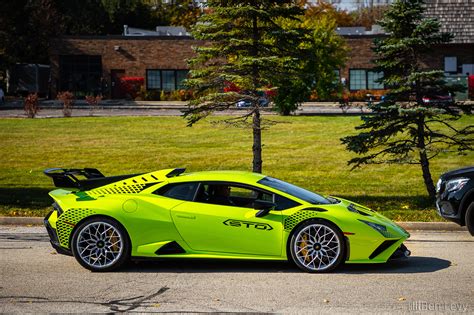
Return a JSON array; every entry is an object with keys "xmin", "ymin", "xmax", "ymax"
[{"xmin": 43, "ymin": 168, "xmax": 410, "ymax": 272}]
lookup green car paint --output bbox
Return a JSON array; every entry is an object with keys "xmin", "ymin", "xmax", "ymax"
[{"xmin": 45, "ymin": 168, "xmax": 410, "ymax": 267}]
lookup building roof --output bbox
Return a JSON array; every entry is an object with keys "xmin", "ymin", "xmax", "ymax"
[{"xmin": 424, "ymin": 0, "xmax": 474, "ymax": 44}]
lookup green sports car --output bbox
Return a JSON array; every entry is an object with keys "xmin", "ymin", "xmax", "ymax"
[{"xmin": 43, "ymin": 167, "xmax": 410, "ymax": 272}]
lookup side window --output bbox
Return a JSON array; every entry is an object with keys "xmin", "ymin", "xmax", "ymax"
[
  {"xmin": 195, "ymin": 183, "xmax": 268, "ymax": 208},
  {"xmin": 193, "ymin": 182, "xmax": 299, "ymax": 210},
  {"xmin": 229, "ymin": 186, "xmax": 258, "ymax": 199},
  {"xmin": 274, "ymin": 194, "xmax": 300, "ymax": 210},
  {"xmin": 153, "ymin": 182, "xmax": 199, "ymax": 201}
]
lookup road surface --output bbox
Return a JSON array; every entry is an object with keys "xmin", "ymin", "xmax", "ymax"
[{"xmin": 0, "ymin": 226, "xmax": 473, "ymax": 313}]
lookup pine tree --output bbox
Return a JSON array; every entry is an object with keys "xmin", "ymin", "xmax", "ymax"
[
  {"xmin": 184, "ymin": 0, "xmax": 307, "ymax": 173},
  {"xmin": 341, "ymin": 0, "xmax": 473, "ymax": 199}
]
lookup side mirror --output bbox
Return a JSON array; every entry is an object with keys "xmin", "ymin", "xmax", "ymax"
[{"xmin": 253, "ymin": 200, "xmax": 276, "ymax": 217}]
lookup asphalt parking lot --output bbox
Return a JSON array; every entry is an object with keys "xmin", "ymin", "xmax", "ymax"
[{"xmin": 0, "ymin": 226, "xmax": 473, "ymax": 313}]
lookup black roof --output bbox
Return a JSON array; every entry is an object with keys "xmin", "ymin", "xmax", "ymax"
[{"xmin": 424, "ymin": 0, "xmax": 474, "ymax": 44}]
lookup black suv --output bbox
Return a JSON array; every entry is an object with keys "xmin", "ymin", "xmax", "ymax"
[{"xmin": 436, "ymin": 166, "xmax": 474, "ymax": 235}]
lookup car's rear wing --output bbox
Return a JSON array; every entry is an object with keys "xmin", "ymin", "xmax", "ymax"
[
  {"xmin": 43, "ymin": 168, "xmax": 141, "ymax": 191},
  {"xmin": 44, "ymin": 167, "xmax": 186, "ymax": 191}
]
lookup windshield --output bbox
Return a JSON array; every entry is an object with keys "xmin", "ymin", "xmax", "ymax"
[{"xmin": 257, "ymin": 177, "xmax": 333, "ymax": 205}]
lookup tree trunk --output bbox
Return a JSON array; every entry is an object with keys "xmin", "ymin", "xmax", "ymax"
[
  {"xmin": 251, "ymin": 10, "xmax": 262, "ymax": 173},
  {"xmin": 252, "ymin": 108, "xmax": 262, "ymax": 173},
  {"xmin": 417, "ymin": 117, "xmax": 436, "ymax": 199}
]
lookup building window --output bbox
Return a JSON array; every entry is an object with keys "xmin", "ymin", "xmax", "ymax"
[
  {"xmin": 444, "ymin": 56, "xmax": 457, "ymax": 73},
  {"xmin": 176, "ymin": 71, "xmax": 188, "ymax": 89},
  {"xmin": 146, "ymin": 69, "xmax": 189, "ymax": 90},
  {"xmin": 367, "ymin": 71, "xmax": 384, "ymax": 89},
  {"xmin": 162, "ymin": 70, "xmax": 176, "ymax": 91},
  {"xmin": 59, "ymin": 55, "xmax": 102, "ymax": 96},
  {"xmin": 333, "ymin": 69, "xmax": 341, "ymax": 85},
  {"xmin": 349, "ymin": 69, "xmax": 384, "ymax": 90},
  {"xmin": 349, "ymin": 69, "xmax": 366, "ymax": 90},
  {"xmin": 147, "ymin": 70, "xmax": 161, "ymax": 89}
]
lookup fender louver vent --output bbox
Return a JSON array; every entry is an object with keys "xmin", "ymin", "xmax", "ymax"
[{"xmin": 155, "ymin": 241, "xmax": 186, "ymax": 255}]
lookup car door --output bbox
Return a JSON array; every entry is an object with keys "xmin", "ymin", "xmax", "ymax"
[{"xmin": 170, "ymin": 182, "xmax": 285, "ymax": 256}]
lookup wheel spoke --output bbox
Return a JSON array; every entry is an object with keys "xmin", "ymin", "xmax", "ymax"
[{"xmin": 296, "ymin": 245, "xmax": 311, "ymax": 255}]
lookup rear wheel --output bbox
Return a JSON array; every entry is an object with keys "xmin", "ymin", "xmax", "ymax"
[
  {"xmin": 289, "ymin": 220, "xmax": 345, "ymax": 273},
  {"xmin": 465, "ymin": 202, "xmax": 474, "ymax": 236},
  {"xmin": 71, "ymin": 217, "xmax": 130, "ymax": 272}
]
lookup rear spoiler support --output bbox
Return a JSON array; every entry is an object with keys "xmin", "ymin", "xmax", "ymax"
[{"xmin": 166, "ymin": 168, "xmax": 186, "ymax": 178}]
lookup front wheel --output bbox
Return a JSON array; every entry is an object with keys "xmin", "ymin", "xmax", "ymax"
[
  {"xmin": 71, "ymin": 217, "xmax": 130, "ymax": 272},
  {"xmin": 289, "ymin": 220, "xmax": 345, "ymax": 273},
  {"xmin": 465, "ymin": 202, "xmax": 474, "ymax": 236}
]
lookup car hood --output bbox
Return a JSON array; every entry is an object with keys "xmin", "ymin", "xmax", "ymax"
[
  {"xmin": 440, "ymin": 166, "xmax": 474, "ymax": 180},
  {"xmin": 323, "ymin": 197, "xmax": 410, "ymax": 237}
]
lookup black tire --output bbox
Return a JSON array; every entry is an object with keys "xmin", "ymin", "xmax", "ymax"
[
  {"xmin": 465, "ymin": 202, "xmax": 474, "ymax": 236},
  {"xmin": 289, "ymin": 219, "xmax": 345, "ymax": 273},
  {"xmin": 71, "ymin": 217, "xmax": 130, "ymax": 272}
]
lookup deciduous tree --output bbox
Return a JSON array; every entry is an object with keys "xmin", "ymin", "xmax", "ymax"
[{"xmin": 273, "ymin": 12, "xmax": 347, "ymax": 115}]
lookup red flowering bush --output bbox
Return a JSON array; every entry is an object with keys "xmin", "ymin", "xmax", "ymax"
[
  {"xmin": 223, "ymin": 81, "xmax": 241, "ymax": 93},
  {"xmin": 120, "ymin": 77, "xmax": 144, "ymax": 99},
  {"xmin": 264, "ymin": 87, "xmax": 277, "ymax": 98},
  {"xmin": 468, "ymin": 75, "xmax": 474, "ymax": 100}
]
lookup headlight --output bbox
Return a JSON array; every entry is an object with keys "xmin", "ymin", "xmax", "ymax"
[
  {"xmin": 445, "ymin": 178, "xmax": 469, "ymax": 193},
  {"xmin": 359, "ymin": 219, "xmax": 387, "ymax": 236},
  {"xmin": 436, "ymin": 178, "xmax": 442, "ymax": 193}
]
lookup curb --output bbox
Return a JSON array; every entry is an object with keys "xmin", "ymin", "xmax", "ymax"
[
  {"xmin": 397, "ymin": 221, "xmax": 466, "ymax": 231},
  {"xmin": 0, "ymin": 217, "xmax": 467, "ymax": 231},
  {"xmin": 0, "ymin": 217, "xmax": 44, "ymax": 225}
]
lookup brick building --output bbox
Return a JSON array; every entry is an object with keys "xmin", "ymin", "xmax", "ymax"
[
  {"xmin": 49, "ymin": 34, "xmax": 201, "ymax": 98},
  {"xmin": 49, "ymin": 0, "xmax": 474, "ymax": 99},
  {"xmin": 337, "ymin": 0, "xmax": 474, "ymax": 93}
]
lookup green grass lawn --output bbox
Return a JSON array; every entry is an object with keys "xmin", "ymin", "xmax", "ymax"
[{"xmin": 0, "ymin": 115, "xmax": 472, "ymax": 221}]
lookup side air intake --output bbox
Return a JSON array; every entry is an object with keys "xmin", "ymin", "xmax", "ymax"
[
  {"xmin": 155, "ymin": 241, "xmax": 186, "ymax": 255},
  {"xmin": 369, "ymin": 240, "xmax": 398, "ymax": 259}
]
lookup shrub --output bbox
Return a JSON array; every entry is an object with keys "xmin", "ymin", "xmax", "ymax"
[
  {"xmin": 119, "ymin": 77, "xmax": 144, "ymax": 99},
  {"xmin": 178, "ymin": 89, "xmax": 194, "ymax": 101},
  {"xmin": 223, "ymin": 81, "xmax": 241, "ymax": 93},
  {"xmin": 24, "ymin": 93, "xmax": 39, "ymax": 118},
  {"xmin": 85, "ymin": 95, "xmax": 102, "ymax": 116},
  {"xmin": 57, "ymin": 91, "xmax": 74, "ymax": 117},
  {"xmin": 170, "ymin": 90, "xmax": 181, "ymax": 101}
]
